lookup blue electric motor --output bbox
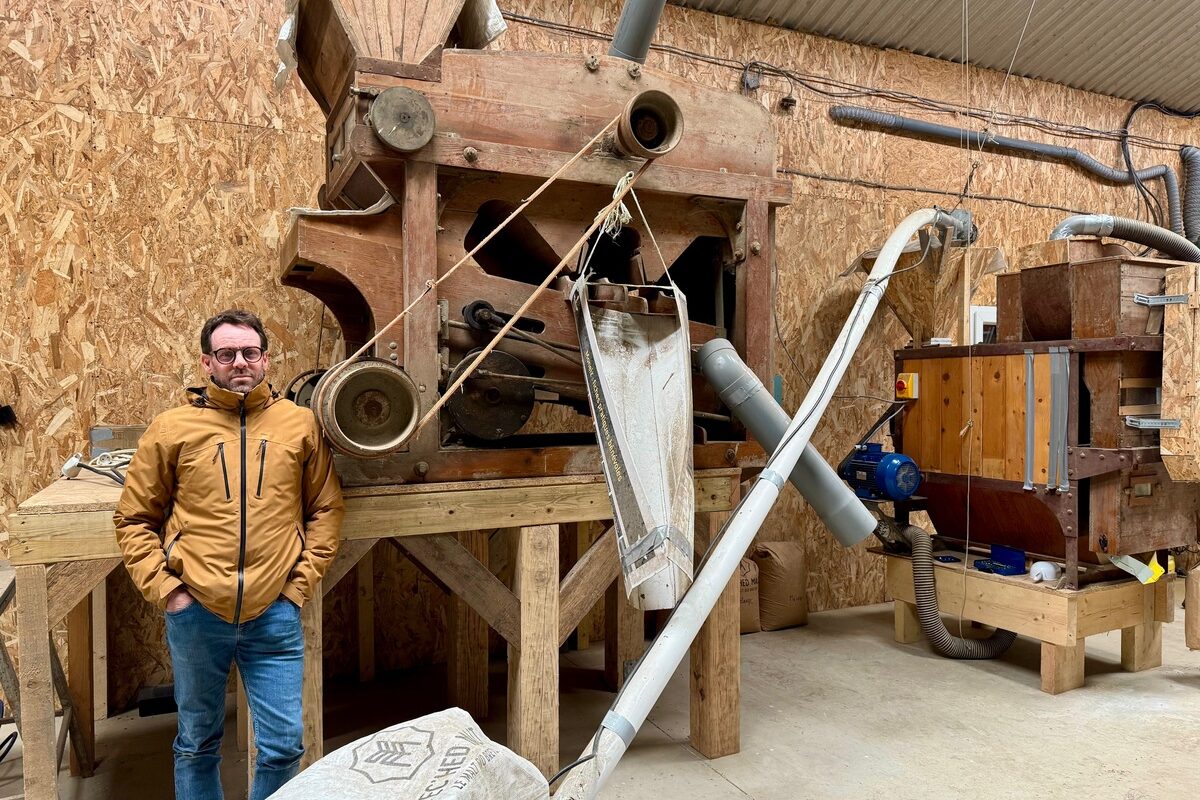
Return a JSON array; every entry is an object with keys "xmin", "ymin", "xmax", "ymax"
[{"xmin": 840, "ymin": 443, "xmax": 921, "ymax": 501}]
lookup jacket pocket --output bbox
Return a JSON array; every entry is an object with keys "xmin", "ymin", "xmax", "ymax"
[
  {"xmin": 212, "ymin": 442, "xmax": 231, "ymax": 501},
  {"xmin": 164, "ymin": 526, "xmax": 185, "ymax": 572},
  {"xmin": 255, "ymin": 438, "xmax": 268, "ymax": 499}
]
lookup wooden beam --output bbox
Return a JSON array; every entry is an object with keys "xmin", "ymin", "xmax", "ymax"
[
  {"xmin": 689, "ymin": 509, "xmax": 741, "ymax": 759},
  {"xmin": 1187, "ymin": 568, "xmax": 1200, "ymax": 650},
  {"xmin": 396, "ymin": 534, "xmax": 520, "ymax": 645},
  {"xmin": 300, "ymin": 594, "xmax": 323, "ymax": 769},
  {"xmin": 356, "ymin": 549, "xmax": 375, "ymax": 683},
  {"xmin": 447, "ymin": 531, "xmax": 489, "ymax": 719},
  {"xmin": 321, "ymin": 538, "xmax": 375, "ymax": 597},
  {"xmin": 894, "ymin": 600, "xmax": 922, "ymax": 644},
  {"xmin": 16, "ymin": 564, "xmax": 56, "ymax": 800},
  {"xmin": 507, "ymin": 525, "xmax": 559, "ymax": 780},
  {"xmin": 66, "ymin": 594, "xmax": 95, "ymax": 777},
  {"xmin": 46, "ymin": 558, "xmax": 120, "ymax": 628},
  {"xmin": 91, "ymin": 584, "xmax": 107, "ymax": 722},
  {"xmin": 1121, "ymin": 621, "xmax": 1163, "ymax": 672},
  {"xmin": 1040, "ymin": 640, "xmax": 1085, "ymax": 694},
  {"xmin": 604, "ymin": 574, "xmax": 643, "ymax": 691},
  {"xmin": 557, "ymin": 525, "xmax": 619, "ymax": 645}
]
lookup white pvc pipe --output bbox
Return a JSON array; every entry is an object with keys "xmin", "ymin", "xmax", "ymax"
[{"xmin": 554, "ymin": 208, "xmax": 954, "ymax": 799}]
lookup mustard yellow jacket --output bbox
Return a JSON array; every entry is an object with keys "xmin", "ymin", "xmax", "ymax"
[{"xmin": 114, "ymin": 380, "xmax": 344, "ymax": 623}]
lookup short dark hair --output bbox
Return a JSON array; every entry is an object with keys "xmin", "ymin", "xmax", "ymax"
[{"xmin": 200, "ymin": 309, "xmax": 269, "ymax": 354}]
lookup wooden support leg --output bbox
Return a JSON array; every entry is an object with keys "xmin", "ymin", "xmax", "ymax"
[
  {"xmin": 604, "ymin": 574, "xmax": 643, "ymax": 691},
  {"xmin": 17, "ymin": 564, "xmax": 56, "ymax": 800},
  {"xmin": 508, "ymin": 525, "xmax": 559, "ymax": 780},
  {"xmin": 448, "ymin": 531, "xmax": 489, "ymax": 720},
  {"xmin": 894, "ymin": 600, "xmax": 922, "ymax": 644},
  {"xmin": 66, "ymin": 593, "xmax": 96, "ymax": 777},
  {"xmin": 300, "ymin": 593, "xmax": 323, "ymax": 770},
  {"xmin": 356, "ymin": 548, "xmax": 376, "ymax": 683},
  {"xmin": 91, "ymin": 583, "xmax": 107, "ymax": 722},
  {"xmin": 689, "ymin": 509, "xmax": 740, "ymax": 759},
  {"xmin": 1040, "ymin": 640, "xmax": 1086, "ymax": 694},
  {"xmin": 1120, "ymin": 621, "xmax": 1163, "ymax": 672}
]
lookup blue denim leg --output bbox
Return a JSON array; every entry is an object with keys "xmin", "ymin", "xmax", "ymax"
[
  {"xmin": 165, "ymin": 601, "xmax": 237, "ymax": 800},
  {"xmin": 237, "ymin": 598, "xmax": 305, "ymax": 800}
]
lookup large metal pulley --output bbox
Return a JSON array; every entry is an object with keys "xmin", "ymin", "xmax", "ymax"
[
  {"xmin": 310, "ymin": 359, "xmax": 421, "ymax": 458},
  {"xmin": 445, "ymin": 350, "xmax": 535, "ymax": 441},
  {"xmin": 368, "ymin": 86, "xmax": 437, "ymax": 153}
]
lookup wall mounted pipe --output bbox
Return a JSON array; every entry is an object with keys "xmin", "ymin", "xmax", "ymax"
[
  {"xmin": 695, "ymin": 338, "xmax": 876, "ymax": 548},
  {"xmin": 829, "ymin": 105, "xmax": 1185, "ymax": 236},
  {"xmin": 1180, "ymin": 146, "xmax": 1200, "ymax": 242},
  {"xmin": 1049, "ymin": 214, "xmax": 1200, "ymax": 262},
  {"xmin": 556, "ymin": 207, "xmax": 966, "ymax": 800},
  {"xmin": 608, "ymin": 0, "xmax": 667, "ymax": 63}
]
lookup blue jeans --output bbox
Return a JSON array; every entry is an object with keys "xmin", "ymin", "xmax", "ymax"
[{"xmin": 165, "ymin": 597, "xmax": 305, "ymax": 800}]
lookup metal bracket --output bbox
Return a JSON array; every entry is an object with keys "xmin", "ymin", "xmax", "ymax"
[
  {"xmin": 1125, "ymin": 416, "xmax": 1182, "ymax": 430},
  {"xmin": 1134, "ymin": 292, "xmax": 1189, "ymax": 307}
]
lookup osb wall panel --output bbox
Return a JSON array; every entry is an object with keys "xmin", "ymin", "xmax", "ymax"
[{"xmin": 6, "ymin": 0, "xmax": 1200, "ymax": 711}]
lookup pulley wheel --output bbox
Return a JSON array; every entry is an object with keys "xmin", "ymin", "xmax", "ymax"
[
  {"xmin": 311, "ymin": 359, "xmax": 421, "ymax": 458},
  {"xmin": 445, "ymin": 350, "xmax": 535, "ymax": 441},
  {"xmin": 284, "ymin": 369, "xmax": 324, "ymax": 409},
  {"xmin": 368, "ymin": 87, "xmax": 436, "ymax": 153}
]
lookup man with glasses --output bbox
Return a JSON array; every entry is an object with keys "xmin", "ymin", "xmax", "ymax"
[{"xmin": 115, "ymin": 309, "xmax": 344, "ymax": 800}]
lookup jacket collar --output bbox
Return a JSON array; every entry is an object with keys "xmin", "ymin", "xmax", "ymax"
[{"xmin": 187, "ymin": 379, "xmax": 276, "ymax": 412}]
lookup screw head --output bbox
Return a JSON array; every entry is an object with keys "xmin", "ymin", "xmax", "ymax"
[
  {"xmin": 463, "ymin": 146, "xmax": 479, "ymax": 163},
  {"xmin": 415, "ymin": 461, "xmax": 429, "ymax": 477},
  {"xmin": 750, "ymin": 241, "xmax": 762, "ymax": 255},
  {"xmin": 585, "ymin": 55, "xmax": 600, "ymax": 71},
  {"xmin": 627, "ymin": 63, "xmax": 642, "ymax": 79}
]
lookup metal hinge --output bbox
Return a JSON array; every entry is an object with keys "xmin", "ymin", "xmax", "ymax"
[
  {"xmin": 1134, "ymin": 292, "xmax": 1189, "ymax": 307},
  {"xmin": 1124, "ymin": 416, "xmax": 1182, "ymax": 430}
]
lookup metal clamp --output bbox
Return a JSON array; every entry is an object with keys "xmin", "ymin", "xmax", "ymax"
[
  {"xmin": 1134, "ymin": 293, "xmax": 1189, "ymax": 307},
  {"xmin": 1124, "ymin": 416, "xmax": 1182, "ymax": 430}
]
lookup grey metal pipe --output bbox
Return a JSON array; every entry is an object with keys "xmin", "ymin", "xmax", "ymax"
[
  {"xmin": 1180, "ymin": 146, "xmax": 1200, "ymax": 243},
  {"xmin": 830, "ymin": 105, "xmax": 1185, "ymax": 236},
  {"xmin": 1049, "ymin": 214, "xmax": 1200, "ymax": 262},
  {"xmin": 696, "ymin": 338, "xmax": 877, "ymax": 548},
  {"xmin": 898, "ymin": 523, "xmax": 1017, "ymax": 659},
  {"xmin": 608, "ymin": 0, "xmax": 667, "ymax": 63}
]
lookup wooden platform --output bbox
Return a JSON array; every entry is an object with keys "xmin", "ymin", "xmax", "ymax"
[
  {"xmin": 881, "ymin": 550, "xmax": 1174, "ymax": 694},
  {"xmin": 9, "ymin": 469, "xmax": 743, "ymax": 799}
]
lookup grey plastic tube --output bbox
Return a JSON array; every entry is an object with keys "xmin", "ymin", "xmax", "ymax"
[
  {"xmin": 696, "ymin": 338, "xmax": 876, "ymax": 548},
  {"xmin": 607, "ymin": 0, "xmax": 667, "ymax": 63},
  {"xmin": 1049, "ymin": 214, "xmax": 1200, "ymax": 262},
  {"xmin": 900, "ymin": 524, "xmax": 1017, "ymax": 659},
  {"xmin": 830, "ymin": 105, "xmax": 1184, "ymax": 236},
  {"xmin": 1180, "ymin": 146, "xmax": 1200, "ymax": 243}
]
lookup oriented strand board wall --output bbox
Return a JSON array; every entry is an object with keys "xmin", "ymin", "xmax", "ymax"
[{"xmin": 5, "ymin": 0, "xmax": 1200, "ymax": 709}]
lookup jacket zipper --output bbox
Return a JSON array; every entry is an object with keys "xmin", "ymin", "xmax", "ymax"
[
  {"xmin": 233, "ymin": 400, "xmax": 248, "ymax": 624},
  {"xmin": 212, "ymin": 443, "xmax": 231, "ymax": 501},
  {"xmin": 255, "ymin": 438, "xmax": 268, "ymax": 499},
  {"xmin": 164, "ymin": 530, "xmax": 182, "ymax": 563}
]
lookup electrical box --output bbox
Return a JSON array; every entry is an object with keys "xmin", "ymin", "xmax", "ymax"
[{"xmin": 895, "ymin": 373, "xmax": 919, "ymax": 400}]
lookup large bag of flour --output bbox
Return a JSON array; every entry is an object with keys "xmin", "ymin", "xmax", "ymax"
[
  {"xmin": 269, "ymin": 707, "xmax": 549, "ymax": 800},
  {"xmin": 739, "ymin": 558, "xmax": 761, "ymax": 634},
  {"xmin": 753, "ymin": 542, "xmax": 808, "ymax": 632}
]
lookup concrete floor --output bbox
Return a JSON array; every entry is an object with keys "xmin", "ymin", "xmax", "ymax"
[{"xmin": 0, "ymin": 593, "xmax": 1195, "ymax": 800}]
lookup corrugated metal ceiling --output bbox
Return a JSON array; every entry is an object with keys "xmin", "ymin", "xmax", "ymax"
[{"xmin": 672, "ymin": 0, "xmax": 1200, "ymax": 112}]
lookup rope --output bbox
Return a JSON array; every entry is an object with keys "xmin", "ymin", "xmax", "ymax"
[
  {"xmin": 414, "ymin": 159, "xmax": 656, "ymax": 433},
  {"xmin": 315, "ymin": 113, "xmax": 621, "ymax": 393}
]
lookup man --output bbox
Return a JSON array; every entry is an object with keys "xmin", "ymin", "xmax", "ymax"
[{"xmin": 115, "ymin": 309, "xmax": 344, "ymax": 800}]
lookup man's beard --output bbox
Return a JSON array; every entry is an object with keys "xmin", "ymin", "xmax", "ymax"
[{"xmin": 211, "ymin": 371, "xmax": 264, "ymax": 394}]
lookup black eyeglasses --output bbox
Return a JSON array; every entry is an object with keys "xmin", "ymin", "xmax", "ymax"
[{"xmin": 210, "ymin": 347, "xmax": 265, "ymax": 365}]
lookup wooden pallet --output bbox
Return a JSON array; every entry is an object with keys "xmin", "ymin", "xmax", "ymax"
[{"xmin": 881, "ymin": 550, "xmax": 1175, "ymax": 694}]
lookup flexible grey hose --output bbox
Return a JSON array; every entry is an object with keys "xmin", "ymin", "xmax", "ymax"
[
  {"xmin": 1049, "ymin": 214, "xmax": 1200, "ymax": 262},
  {"xmin": 1180, "ymin": 146, "xmax": 1200, "ymax": 243},
  {"xmin": 900, "ymin": 525, "xmax": 1017, "ymax": 660},
  {"xmin": 830, "ymin": 105, "xmax": 1185, "ymax": 235}
]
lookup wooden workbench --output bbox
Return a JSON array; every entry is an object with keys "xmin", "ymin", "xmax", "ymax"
[
  {"xmin": 880, "ymin": 549, "xmax": 1175, "ymax": 693},
  {"xmin": 10, "ymin": 468, "xmax": 743, "ymax": 799}
]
